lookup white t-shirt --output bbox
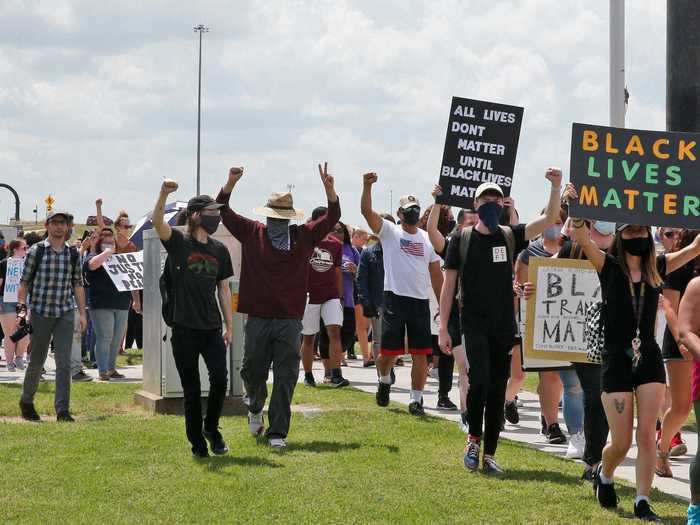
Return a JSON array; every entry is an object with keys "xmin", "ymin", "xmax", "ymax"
[{"xmin": 378, "ymin": 219, "xmax": 440, "ymax": 300}]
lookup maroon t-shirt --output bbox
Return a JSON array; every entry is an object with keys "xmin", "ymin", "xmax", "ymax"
[{"xmin": 307, "ymin": 238, "xmax": 342, "ymax": 304}]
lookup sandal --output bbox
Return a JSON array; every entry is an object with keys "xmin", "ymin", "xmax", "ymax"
[{"xmin": 655, "ymin": 444, "xmax": 673, "ymax": 478}]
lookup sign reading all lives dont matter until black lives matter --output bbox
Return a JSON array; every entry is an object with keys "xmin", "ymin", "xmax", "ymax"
[
  {"xmin": 103, "ymin": 251, "xmax": 144, "ymax": 292},
  {"xmin": 436, "ymin": 97, "xmax": 524, "ymax": 209}
]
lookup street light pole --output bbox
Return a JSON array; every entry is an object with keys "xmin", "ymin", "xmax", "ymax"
[
  {"xmin": 193, "ymin": 24, "xmax": 210, "ymax": 195},
  {"xmin": 609, "ymin": 0, "xmax": 625, "ymax": 127}
]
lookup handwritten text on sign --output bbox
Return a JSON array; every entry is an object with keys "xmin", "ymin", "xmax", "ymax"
[
  {"xmin": 524, "ymin": 258, "xmax": 600, "ymax": 363},
  {"xmin": 436, "ymin": 96, "xmax": 524, "ymax": 209},
  {"xmin": 104, "ymin": 251, "xmax": 144, "ymax": 292},
  {"xmin": 4, "ymin": 258, "xmax": 24, "ymax": 303}
]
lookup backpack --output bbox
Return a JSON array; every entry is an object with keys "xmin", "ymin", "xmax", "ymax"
[
  {"xmin": 159, "ymin": 250, "xmax": 188, "ymax": 327},
  {"xmin": 456, "ymin": 225, "xmax": 515, "ymax": 304},
  {"xmin": 583, "ymin": 301, "xmax": 605, "ymax": 364}
]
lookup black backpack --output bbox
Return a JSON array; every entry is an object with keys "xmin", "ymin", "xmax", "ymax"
[{"xmin": 159, "ymin": 253, "xmax": 185, "ymax": 327}]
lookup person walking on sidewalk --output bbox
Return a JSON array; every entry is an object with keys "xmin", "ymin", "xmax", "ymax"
[
  {"xmin": 361, "ymin": 173, "xmax": 443, "ymax": 417},
  {"xmin": 17, "ymin": 211, "xmax": 87, "ymax": 422},
  {"xmin": 439, "ymin": 168, "xmax": 563, "ymax": 476},
  {"xmin": 217, "ymin": 164, "xmax": 340, "ymax": 449},
  {"xmin": 153, "ymin": 180, "xmax": 234, "ymax": 458}
]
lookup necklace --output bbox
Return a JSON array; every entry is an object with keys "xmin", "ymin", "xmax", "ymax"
[{"xmin": 627, "ymin": 280, "xmax": 646, "ymax": 367}]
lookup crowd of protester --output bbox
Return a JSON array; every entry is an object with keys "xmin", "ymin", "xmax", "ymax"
[{"xmin": 2, "ymin": 164, "xmax": 700, "ymax": 522}]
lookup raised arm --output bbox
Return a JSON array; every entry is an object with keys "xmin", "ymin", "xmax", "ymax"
[
  {"xmin": 361, "ymin": 172, "xmax": 383, "ymax": 234},
  {"xmin": 153, "ymin": 180, "xmax": 178, "ymax": 242},
  {"xmin": 679, "ymin": 277, "xmax": 700, "ymax": 361},
  {"xmin": 571, "ymin": 219, "xmax": 606, "ymax": 273},
  {"xmin": 427, "ymin": 185, "xmax": 447, "ymax": 254},
  {"xmin": 308, "ymin": 163, "xmax": 341, "ymax": 243},
  {"xmin": 665, "ymin": 234, "xmax": 700, "ymax": 274},
  {"xmin": 524, "ymin": 167, "xmax": 563, "ymax": 240},
  {"xmin": 95, "ymin": 198, "xmax": 105, "ymax": 231}
]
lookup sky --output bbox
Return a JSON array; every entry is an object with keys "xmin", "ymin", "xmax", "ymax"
[{"xmin": 0, "ymin": 0, "xmax": 667, "ymax": 228}]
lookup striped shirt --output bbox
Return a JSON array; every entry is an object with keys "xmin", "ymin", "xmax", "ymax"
[{"xmin": 20, "ymin": 240, "xmax": 82, "ymax": 318}]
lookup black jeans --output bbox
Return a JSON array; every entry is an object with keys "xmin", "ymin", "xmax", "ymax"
[
  {"xmin": 464, "ymin": 329, "xmax": 512, "ymax": 456},
  {"xmin": 125, "ymin": 308, "xmax": 143, "ymax": 349},
  {"xmin": 573, "ymin": 362, "xmax": 608, "ymax": 467},
  {"xmin": 431, "ymin": 335, "xmax": 455, "ymax": 397},
  {"xmin": 171, "ymin": 325, "xmax": 228, "ymax": 451}
]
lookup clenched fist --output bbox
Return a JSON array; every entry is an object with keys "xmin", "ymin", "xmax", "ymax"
[
  {"xmin": 363, "ymin": 172, "xmax": 378, "ymax": 186},
  {"xmin": 161, "ymin": 179, "xmax": 179, "ymax": 195}
]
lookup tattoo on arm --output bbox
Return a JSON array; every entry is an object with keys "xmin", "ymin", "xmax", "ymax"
[{"xmin": 614, "ymin": 399, "xmax": 625, "ymax": 414}]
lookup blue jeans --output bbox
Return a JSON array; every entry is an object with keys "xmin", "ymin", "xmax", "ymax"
[
  {"xmin": 559, "ymin": 368, "xmax": 584, "ymax": 435},
  {"xmin": 91, "ymin": 309, "xmax": 129, "ymax": 374}
]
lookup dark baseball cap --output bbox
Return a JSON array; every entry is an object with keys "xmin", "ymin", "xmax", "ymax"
[
  {"xmin": 46, "ymin": 211, "xmax": 74, "ymax": 223},
  {"xmin": 186, "ymin": 195, "xmax": 224, "ymax": 214}
]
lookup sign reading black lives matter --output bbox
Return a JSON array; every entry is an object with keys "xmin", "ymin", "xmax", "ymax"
[
  {"xmin": 103, "ymin": 251, "xmax": 144, "ymax": 292},
  {"xmin": 569, "ymin": 123, "xmax": 700, "ymax": 228},
  {"xmin": 436, "ymin": 97, "xmax": 524, "ymax": 209},
  {"xmin": 524, "ymin": 257, "xmax": 601, "ymax": 364}
]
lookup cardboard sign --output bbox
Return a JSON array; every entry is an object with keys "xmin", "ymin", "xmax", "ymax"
[
  {"xmin": 523, "ymin": 257, "xmax": 601, "ymax": 364},
  {"xmin": 3, "ymin": 258, "xmax": 24, "ymax": 303},
  {"xmin": 569, "ymin": 122, "xmax": 700, "ymax": 228},
  {"xmin": 103, "ymin": 251, "xmax": 144, "ymax": 292},
  {"xmin": 518, "ymin": 298, "xmax": 572, "ymax": 371},
  {"xmin": 436, "ymin": 96, "xmax": 524, "ymax": 209}
]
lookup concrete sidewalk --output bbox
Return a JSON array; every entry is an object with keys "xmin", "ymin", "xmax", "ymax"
[{"xmin": 323, "ymin": 358, "xmax": 695, "ymax": 503}]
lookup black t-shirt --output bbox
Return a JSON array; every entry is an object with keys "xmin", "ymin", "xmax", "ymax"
[
  {"xmin": 599, "ymin": 253, "xmax": 666, "ymax": 352},
  {"xmin": 84, "ymin": 255, "xmax": 132, "ymax": 310},
  {"xmin": 662, "ymin": 262, "xmax": 697, "ymax": 355},
  {"xmin": 445, "ymin": 224, "xmax": 527, "ymax": 333},
  {"xmin": 162, "ymin": 229, "xmax": 234, "ymax": 330}
]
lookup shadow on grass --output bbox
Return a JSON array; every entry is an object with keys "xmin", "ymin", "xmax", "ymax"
[
  {"xmin": 505, "ymin": 468, "xmax": 584, "ymax": 486},
  {"xmin": 202, "ymin": 455, "xmax": 283, "ymax": 471},
  {"xmin": 387, "ymin": 407, "xmax": 440, "ymax": 423},
  {"xmin": 286, "ymin": 440, "xmax": 362, "ymax": 453}
]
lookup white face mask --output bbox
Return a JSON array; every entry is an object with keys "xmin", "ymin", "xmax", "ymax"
[{"xmin": 102, "ymin": 243, "xmax": 115, "ymax": 252}]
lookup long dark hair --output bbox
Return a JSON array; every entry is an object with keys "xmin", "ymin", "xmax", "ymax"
[
  {"xmin": 609, "ymin": 226, "xmax": 663, "ymax": 287},
  {"xmin": 337, "ymin": 221, "xmax": 351, "ymax": 246}
]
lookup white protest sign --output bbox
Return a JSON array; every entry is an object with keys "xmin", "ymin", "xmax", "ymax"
[
  {"xmin": 3, "ymin": 258, "xmax": 24, "ymax": 303},
  {"xmin": 524, "ymin": 257, "xmax": 601, "ymax": 364},
  {"xmin": 103, "ymin": 251, "xmax": 144, "ymax": 292}
]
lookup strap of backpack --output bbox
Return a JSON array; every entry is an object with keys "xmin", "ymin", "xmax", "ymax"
[
  {"xmin": 458, "ymin": 226, "xmax": 473, "ymax": 277},
  {"xmin": 24, "ymin": 243, "xmax": 46, "ymax": 294}
]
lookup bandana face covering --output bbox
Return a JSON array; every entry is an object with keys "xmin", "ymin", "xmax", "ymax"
[
  {"xmin": 477, "ymin": 202, "xmax": 503, "ymax": 233},
  {"xmin": 267, "ymin": 217, "xmax": 291, "ymax": 250},
  {"xmin": 401, "ymin": 207, "xmax": 420, "ymax": 226}
]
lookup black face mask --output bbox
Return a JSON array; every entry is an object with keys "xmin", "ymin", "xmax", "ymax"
[
  {"xmin": 200, "ymin": 215, "xmax": 221, "ymax": 235},
  {"xmin": 622, "ymin": 236, "xmax": 650, "ymax": 256},
  {"xmin": 401, "ymin": 207, "xmax": 420, "ymax": 226}
]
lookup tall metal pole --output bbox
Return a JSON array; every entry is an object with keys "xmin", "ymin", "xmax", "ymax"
[
  {"xmin": 609, "ymin": 0, "xmax": 625, "ymax": 127},
  {"xmin": 667, "ymin": 1, "xmax": 700, "ymax": 133},
  {"xmin": 193, "ymin": 25, "xmax": 209, "ymax": 195}
]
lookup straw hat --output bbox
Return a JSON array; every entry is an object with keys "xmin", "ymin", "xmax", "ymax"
[{"xmin": 253, "ymin": 192, "xmax": 305, "ymax": 220}]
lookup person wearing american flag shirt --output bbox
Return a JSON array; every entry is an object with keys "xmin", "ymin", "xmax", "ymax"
[{"xmin": 361, "ymin": 172, "xmax": 443, "ymax": 417}]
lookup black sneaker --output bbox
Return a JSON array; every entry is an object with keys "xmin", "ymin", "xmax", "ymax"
[
  {"xmin": 71, "ymin": 371, "xmax": 93, "ymax": 382},
  {"xmin": 482, "ymin": 456, "xmax": 505, "ymax": 476},
  {"xmin": 408, "ymin": 400, "xmax": 425, "ymax": 417},
  {"xmin": 203, "ymin": 429, "xmax": 229, "ymax": 455},
  {"xmin": 192, "ymin": 447, "xmax": 209, "ymax": 459},
  {"xmin": 19, "ymin": 401, "xmax": 40, "ymax": 422},
  {"xmin": 437, "ymin": 397, "xmax": 457, "ymax": 410},
  {"xmin": 56, "ymin": 412, "xmax": 75, "ymax": 423},
  {"xmin": 376, "ymin": 382, "xmax": 391, "ymax": 407},
  {"xmin": 347, "ymin": 352, "xmax": 357, "ymax": 360},
  {"xmin": 593, "ymin": 465, "xmax": 618, "ymax": 508},
  {"xmin": 504, "ymin": 400, "xmax": 520, "ymax": 424},
  {"xmin": 303, "ymin": 373, "xmax": 316, "ymax": 387},
  {"xmin": 634, "ymin": 499, "xmax": 661, "ymax": 522},
  {"xmin": 330, "ymin": 376, "xmax": 350, "ymax": 388},
  {"xmin": 546, "ymin": 423, "xmax": 567, "ymax": 444}
]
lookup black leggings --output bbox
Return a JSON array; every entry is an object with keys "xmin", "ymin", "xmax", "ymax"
[
  {"xmin": 573, "ymin": 362, "xmax": 608, "ymax": 467},
  {"xmin": 431, "ymin": 335, "xmax": 454, "ymax": 397},
  {"xmin": 464, "ymin": 329, "xmax": 512, "ymax": 456}
]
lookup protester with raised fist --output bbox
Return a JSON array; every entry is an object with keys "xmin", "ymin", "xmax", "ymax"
[
  {"xmin": 153, "ymin": 179, "xmax": 234, "ymax": 458},
  {"xmin": 217, "ymin": 164, "xmax": 340, "ymax": 449},
  {"xmin": 439, "ymin": 167, "xmax": 563, "ymax": 476}
]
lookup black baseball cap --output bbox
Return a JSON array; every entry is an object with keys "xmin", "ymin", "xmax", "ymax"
[
  {"xmin": 46, "ymin": 211, "xmax": 74, "ymax": 223},
  {"xmin": 186, "ymin": 195, "xmax": 224, "ymax": 214}
]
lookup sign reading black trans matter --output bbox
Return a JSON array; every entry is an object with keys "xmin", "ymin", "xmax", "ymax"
[{"xmin": 436, "ymin": 97, "xmax": 524, "ymax": 209}]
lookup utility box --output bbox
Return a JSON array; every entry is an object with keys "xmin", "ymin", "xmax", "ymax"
[{"xmin": 134, "ymin": 225, "xmax": 247, "ymax": 415}]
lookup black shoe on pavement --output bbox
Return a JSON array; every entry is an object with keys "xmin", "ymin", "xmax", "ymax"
[
  {"xmin": 304, "ymin": 372, "xmax": 316, "ymax": 387},
  {"xmin": 56, "ymin": 412, "xmax": 75, "ymax": 423},
  {"xmin": 408, "ymin": 401, "xmax": 425, "ymax": 416},
  {"xmin": 203, "ymin": 430, "xmax": 229, "ymax": 455},
  {"xmin": 546, "ymin": 423, "xmax": 567, "ymax": 444},
  {"xmin": 504, "ymin": 400, "xmax": 520, "ymax": 424},
  {"xmin": 376, "ymin": 382, "xmax": 391, "ymax": 407},
  {"xmin": 363, "ymin": 360, "xmax": 375, "ymax": 368},
  {"xmin": 72, "ymin": 371, "xmax": 93, "ymax": 382},
  {"xmin": 437, "ymin": 397, "xmax": 457, "ymax": 410},
  {"xmin": 19, "ymin": 401, "xmax": 40, "ymax": 422},
  {"xmin": 347, "ymin": 352, "xmax": 357, "ymax": 360},
  {"xmin": 593, "ymin": 464, "xmax": 618, "ymax": 508},
  {"xmin": 330, "ymin": 376, "xmax": 350, "ymax": 388},
  {"xmin": 634, "ymin": 500, "xmax": 661, "ymax": 522}
]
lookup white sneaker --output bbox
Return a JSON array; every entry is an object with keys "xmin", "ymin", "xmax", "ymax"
[
  {"xmin": 248, "ymin": 411, "xmax": 264, "ymax": 437},
  {"xmin": 565, "ymin": 431, "xmax": 585, "ymax": 459},
  {"xmin": 269, "ymin": 438, "xmax": 287, "ymax": 449},
  {"xmin": 15, "ymin": 357, "xmax": 25, "ymax": 370}
]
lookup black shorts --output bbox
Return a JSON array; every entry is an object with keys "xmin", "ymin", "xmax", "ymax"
[
  {"xmin": 380, "ymin": 292, "xmax": 432, "ymax": 356},
  {"xmin": 601, "ymin": 344, "xmax": 666, "ymax": 393},
  {"xmin": 661, "ymin": 329, "xmax": 686, "ymax": 361}
]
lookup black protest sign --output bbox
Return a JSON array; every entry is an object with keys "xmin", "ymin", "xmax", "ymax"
[
  {"xmin": 569, "ymin": 123, "xmax": 700, "ymax": 228},
  {"xmin": 104, "ymin": 251, "xmax": 144, "ymax": 291},
  {"xmin": 436, "ymin": 97, "xmax": 524, "ymax": 209}
]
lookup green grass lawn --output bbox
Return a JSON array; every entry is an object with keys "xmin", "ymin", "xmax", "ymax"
[{"xmin": 0, "ymin": 382, "xmax": 690, "ymax": 524}]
